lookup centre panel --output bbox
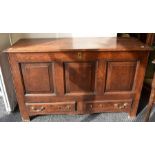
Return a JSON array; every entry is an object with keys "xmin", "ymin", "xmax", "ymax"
[{"xmin": 64, "ymin": 61, "xmax": 97, "ymax": 95}]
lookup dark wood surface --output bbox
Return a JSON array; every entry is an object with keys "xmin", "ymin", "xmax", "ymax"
[
  {"xmin": 145, "ymin": 59, "xmax": 155, "ymax": 121},
  {"xmin": 5, "ymin": 37, "xmax": 152, "ymax": 121},
  {"xmin": 5, "ymin": 37, "xmax": 151, "ymax": 52},
  {"xmin": 145, "ymin": 72, "xmax": 155, "ymax": 121},
  {"xmin": 146, "ymin": 33, "xmax": 155, "ymax": 46}
]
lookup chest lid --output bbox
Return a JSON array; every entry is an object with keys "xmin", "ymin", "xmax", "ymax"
[{"xmin": 5, "ymin": 37, "xmax": 152, "ymax": 53}]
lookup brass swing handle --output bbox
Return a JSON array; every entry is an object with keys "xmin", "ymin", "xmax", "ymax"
[
  {"xmin": 31, "ymin": 106, "xmax": 45, "ymax": 112},
  {"xmin": 58, "ymin": 105, "xmax": 71, "ymax": 111},
  {"xmin": 114, "ymin": 103, "xmax": 128, "ymax": 109}
]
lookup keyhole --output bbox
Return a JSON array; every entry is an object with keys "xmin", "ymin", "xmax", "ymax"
[{"xmin": 77, "ymin": 52, "xmax": 82, "ymax": 59}]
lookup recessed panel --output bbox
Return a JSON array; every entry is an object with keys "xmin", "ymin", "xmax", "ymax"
[
  {"xmin": 64, "ymin": 62, "xmax": 96, "ymax": 94},
  {"xmin": 21, "ymin": 63, "xmax": 54, "ymax": 94},
  {"xmin": 105, "ymin": 61, "xmax": 137, "ymax": 92}
]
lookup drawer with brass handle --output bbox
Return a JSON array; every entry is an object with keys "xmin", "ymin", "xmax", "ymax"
[
  {"xmin": 31, "ymin": 106, "xmax": 45, "ymax": 112},
  {"xmin": 114, "ymin": 103, "xmax": 128, "ymax": 110},
  {"xmin": 84, "ymin": 100, "xmax": 132, "ymax": 113},
  {"xmin": 26, "ymin": 101, "xmax": 76, "ymax": 116}
]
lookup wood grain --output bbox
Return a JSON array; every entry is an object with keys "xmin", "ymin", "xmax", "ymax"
[
  {"xmin": 5, "ymin": 37, "xmax": 152, "ymax": 121},
  {"xmin": 6, "ymin": 37, "xmax": 151, "ymax": 53}
]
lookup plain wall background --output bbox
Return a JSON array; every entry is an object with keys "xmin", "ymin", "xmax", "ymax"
[
  {"xmin": 0, "ymin": 33, "xmax": 117, "ymax": 48},
  {"xmin": 11, "ymin": 33, "xmax": 117, "ymax": 44},
  {"xmin": 0, "ymin": 34, "xmax": 11, "ymax": 51}
]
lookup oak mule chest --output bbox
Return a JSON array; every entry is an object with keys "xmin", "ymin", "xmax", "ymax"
[{"xmin": 4, "ymin": 37, "xmax": 151, "ymax": 121}]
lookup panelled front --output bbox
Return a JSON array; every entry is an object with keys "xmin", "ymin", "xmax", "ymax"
[{"xmin": 11, "ymin": 51, "xmax": 143, "ymax": 115}]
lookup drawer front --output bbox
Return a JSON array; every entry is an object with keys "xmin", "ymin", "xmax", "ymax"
[
  {"xmin": 26, "ymin": 102, "xmax": 76, "ymax": 116},
  {"xmin": 84, "ymin": 100, "xmax": 132, "ymax": 113}
]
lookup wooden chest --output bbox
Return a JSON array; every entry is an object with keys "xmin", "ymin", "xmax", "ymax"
[{"xmin": 5, "ymin": 37, "xmax": 151, "ymax": 121}]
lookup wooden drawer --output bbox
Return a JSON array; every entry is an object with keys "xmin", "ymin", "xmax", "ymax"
[
  {"xmin": 26, "ymin": 102, "xmax": 76, "ymax": 116},
  {"xmin": 84, "ymin": 100, "xmax": 132, "ymax": 113}
]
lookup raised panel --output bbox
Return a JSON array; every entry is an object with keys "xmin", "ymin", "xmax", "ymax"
[
  {"xmin": 105, "ymin": 61, "xmax": 137, "ymax": 92},
  {"xmin": 21, "ymin": 63, "xmax": 54, "ymax": 94},
  {"xmin": 64, "ymin": 62, "xmax": 96, "ymax": 94}
]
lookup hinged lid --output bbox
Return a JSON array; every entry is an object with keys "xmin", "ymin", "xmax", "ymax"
[{"xmin": 5, "ymin": 37, "xmax": 152, "ymax": 53}]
